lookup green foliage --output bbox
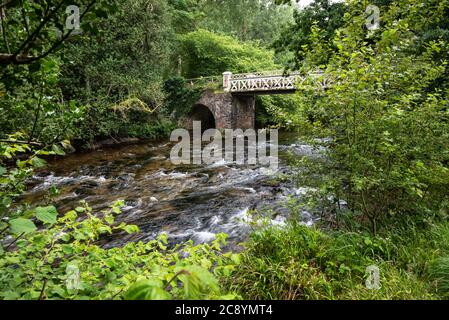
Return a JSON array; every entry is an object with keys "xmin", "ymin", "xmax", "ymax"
[
  {"xmin": 0, "ymin": 138, "xmax": 69, "ymax": 219},
  {"xmin": 175, "ymin": 29, "xmax": 300, "ymax": 125},
  {"xmin": 227, "ymin": 219, "xmax": 449, "ymax": 299},
  {"xmin": 179, "ymin": 29, "xmax": 278, "ymax": 78},
  {"xmin": 1, "ymin": 0, "xmax": 176, "ymax": 150},
  {"xmin": 0, "ymin": 0, "xmax": 117, "ymax": 66},
  {"xmin": 35, "ymin": 206, "xmax": 58, "ymax": 225},
  {"xmin": 125, "ymin": 280, "xmax": 172, "ymax": 300},
  {"xmin": 428, "ymin": 257, "xmax": 449, "ymax": 298},
  {"xmin": 273, "ymin": 0, "xmax": 347, "ymax": 69},
  {"xmin": 0, "ymin": 2, "xmax": 114, "ymax": 146},
  {"xmin": 163, "ymin": 77, "xmax": 202, "ymax": 118},
  {"xmin": 169, "ymin": 0, "xmax": 293, "ymax": 44},
  {"xmin": 256, "ymin": 95, "xmax": 301, "ymax": 128},
  {"xmin": 60, "ymin": 0, "xmax": 172, "ymax": 107},
  {"xmin": 245, "ymin": 1, "xmax": 449, "ymax": 301},
  {"xmin": 0, "ymin": 140, "xmax": 238, "ymax": 301},
  {"xmin": 9, "ymin": 218, "xmax": 37, "ymax": 234},
  {"xmin": 0, "ymin": 200, "xmax": 240, "ymax": 300},
  {"xmin": 290, "ymin": 0, "xmax": 449, "ymax": 231},
  {"xmin": 200, "ymin": 0, "xmax": 293, "ymax": 44},
  {"xmin": 0, "ymin": 0, "xmax": 297, "ymax": 148},
  {"xmin": 0, "ymin": 56, "xmax": 85, "ymax": 145},
  {"xmin": 71, "ymin": 99, "xmax": 175, "ymax": 148},
  {"xmin": 168, "ymin": 0, "xmax": 207, "ymax": 34},
  {"xmin": 4, "ymin": 0, "xmax": 449, "ymax": 302}
]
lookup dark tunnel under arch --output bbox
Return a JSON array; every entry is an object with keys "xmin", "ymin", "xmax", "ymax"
[{"xmin": 190, "ymin": 104, "xmax": 216, "ymax": 131}]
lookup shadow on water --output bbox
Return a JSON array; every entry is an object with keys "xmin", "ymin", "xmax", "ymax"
[{"xmin": 22, "ymin": 132, "xmax": 325, "ymax": 248}]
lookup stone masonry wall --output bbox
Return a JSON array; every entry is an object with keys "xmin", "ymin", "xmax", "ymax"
[{"xmin": 190, "ymin": 90, "xmax": 255, "ymax": 130}]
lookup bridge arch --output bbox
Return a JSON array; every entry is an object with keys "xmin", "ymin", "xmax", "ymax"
[
  {"xmin": 184, "ymin": 70, "xmax": 324, "ymax": 130},
  {"xmin": 187, "ymin": 90, "xmax": 255, "ymax": 130},
  {"xmin": 190, "ymin": 104, "xmax": 216, "ymax": 130}
]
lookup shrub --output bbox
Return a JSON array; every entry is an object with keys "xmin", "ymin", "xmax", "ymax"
[{"xmin": 0, "ymin": 200, "xmax": 240, "ymax": 300}]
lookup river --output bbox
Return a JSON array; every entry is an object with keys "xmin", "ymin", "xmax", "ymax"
[{"xmin": 22, "ymin": 132, "xmax": 323, "ymax": 248}]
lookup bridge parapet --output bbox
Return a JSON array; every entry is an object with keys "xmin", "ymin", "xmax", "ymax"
[{"xmin": 223, "ymin": 70, "xmax": 324, "ymax": 94}]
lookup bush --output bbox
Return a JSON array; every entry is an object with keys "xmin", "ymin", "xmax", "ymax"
[
  {"xmin": 162, "ymin": 77, "xmax": 202, "ymax": 119},
  {"xmin": 0, "ymin": 200, "xmax": 240, "ymax": 300},
  {"xmin": 71, "ymin": 99, "xmax": 175, "ymax": 148},
  {"xmin": 179, "ymin": 29, "xmax": 278, "ymax": 78},
  {"xmin": 289, "ymin": 0, "xmax": 449, "ymax": 232}
]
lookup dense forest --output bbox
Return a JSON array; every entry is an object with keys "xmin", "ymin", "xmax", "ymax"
[{"xmin": 1, "ymin": 0, "xmax": 449, "ymax": 300}]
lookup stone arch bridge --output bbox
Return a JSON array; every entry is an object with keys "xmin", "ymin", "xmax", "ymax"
[{"xmin": 188, "ymin": 70, "xmax": 324, "ymax": 130}]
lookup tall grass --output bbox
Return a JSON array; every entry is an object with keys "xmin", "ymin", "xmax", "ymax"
[
  {"xmin": 428, "ymin": 257, "xmax": 449, "ymax": 298},
  {"xmin": 226, "ymin": 219, "xmax": 449, "ymax": 300}
]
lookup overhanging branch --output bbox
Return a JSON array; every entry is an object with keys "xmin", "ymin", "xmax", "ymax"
[{"xmin": 0, "ymin": 0, "xmax": 98, "ymax": 65}]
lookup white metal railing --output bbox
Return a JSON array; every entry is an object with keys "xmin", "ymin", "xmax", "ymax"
[
  {"xmin": 229, "ymin": 70, "xmax": 300, "ymax": 80},
  {"xmin": 223, "ymin": 70, "xmax": 324, "ymax": 93}
]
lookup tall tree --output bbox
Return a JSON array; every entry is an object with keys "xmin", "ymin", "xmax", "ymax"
[{"xmin": 273, "ymin": 0, "xmax": 347, "ymax": 70}]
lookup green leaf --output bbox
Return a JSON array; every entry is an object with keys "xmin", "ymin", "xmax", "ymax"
[
  {"xmin": 35, "ymin": 206, "xmax": 58, "ymax": 225},
  {"xmin": 49, "ymin": 186, "xmax": 60, "ymax": 196},
  {"xmin": 176, "ymin": 265, "xmax": 219, "ymax": 299},
  {"xmin": 0, "ymin": 166, "xmax": 6, "ymax": 176},
  {"xmin": 1, "ymin": 291, "xmax": 20, "ymax": 300},
  {"xmin": 230, "ymin": 253, "xmax": 241, "ymax": 265},
  {"xmin": 124, "ymin": 225, "xmax": 140, "ymax": 234},
  {"xmin": 9, "ymin": 218, "xmax": 37, "ymax": 234},
  {"xmin": 112, "ymin": 206, "xmax": 121, "ymax": 214},
  {"xmin": 62, "ymin": 244, "xmax": 73, "ymax": 254},
  {"xmin": 51, "ymin": 144, "xmax": 66, "ymax": 156},
  {"xmin": 104, "ymin": 214, "xmax": 114, "ymax": 225},
  {"xmin": 31, "ymin": 157, "xmax": 47, "ymax": 168},
  {"xmin": 124, "ymin": 280, "xmax": 171, "ymax": 300}
]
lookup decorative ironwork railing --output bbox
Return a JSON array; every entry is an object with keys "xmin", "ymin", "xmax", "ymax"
[
  {"xmin": 183, "ymin": 70, "xmax": 325, "ymax": 93},
  {"xmin": 223, "ymin": 70, "xmax": 324, "ymax": 93}
]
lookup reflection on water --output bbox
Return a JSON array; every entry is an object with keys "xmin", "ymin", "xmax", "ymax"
[{"xmin": 22, "ymin": 132, "xmax": 324, "ymax": 247}]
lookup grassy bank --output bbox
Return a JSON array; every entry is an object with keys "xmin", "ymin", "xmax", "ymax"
[{"xmin": 226, "ymin": 217, "xmax": 449, "ymax": 299}]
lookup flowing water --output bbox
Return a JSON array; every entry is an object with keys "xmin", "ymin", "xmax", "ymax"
[{"xmin": 22, "ymin": 132, "xmax": 323, "ymax": 248}]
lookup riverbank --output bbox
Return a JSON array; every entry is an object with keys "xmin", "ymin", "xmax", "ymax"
[{"xmin": 226, "ymin": 216, "xmax": 449, "ymax": 299}]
